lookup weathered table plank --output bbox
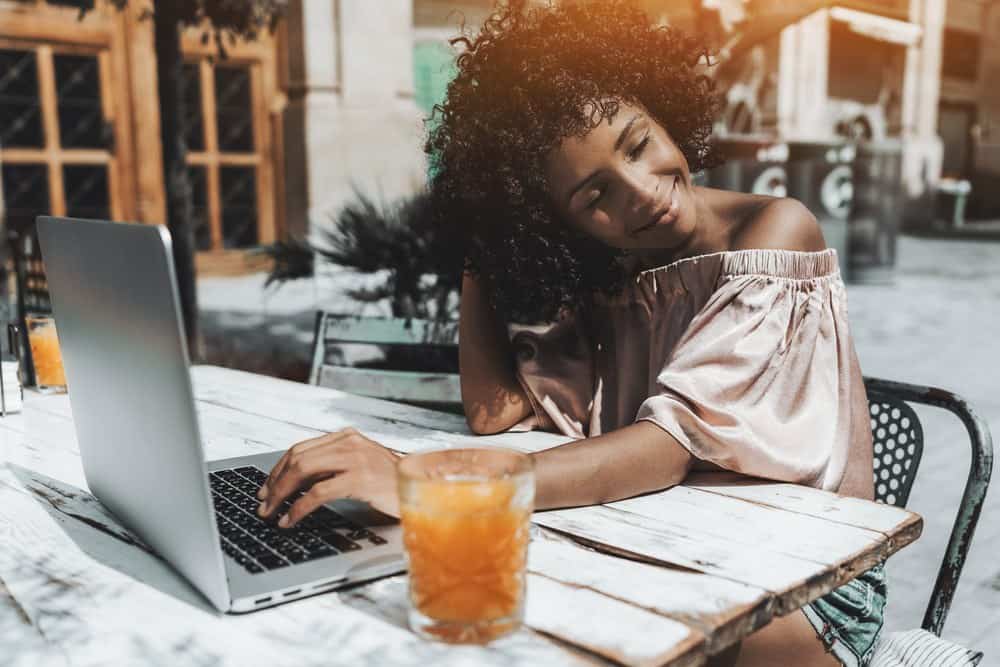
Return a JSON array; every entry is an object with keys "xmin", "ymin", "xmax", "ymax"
[
  {"xmin": 527, "ymin": 531, "xmax": 770, "ymax": 654},
  {"xmin": 335, "ymin": 575, "xmax": 611, "ymax": 666},
  {"xmin": 189, "ymin": 365, "xmax": 570, "ymax": 452},
  {"xmin": 533, "ymin": 504, "xmax": 838, "ymax": 601},
  {"xmin": 535, "ymin": 486, "xmax": 918, "ymax": 616},
  {"xmin": 685, "ymin": 472, "xmax": 924, "ymax": 541},
  {"xmin": 0, "ymin": 576, "xmax": 59, "ymax": 667},
  {"xmin": 526, "ymin": 574, "xmax": 705, "ymax": 667},
  {"xmin": 609, "ymin": 488, "xmax": 887, "ymax": 568}
]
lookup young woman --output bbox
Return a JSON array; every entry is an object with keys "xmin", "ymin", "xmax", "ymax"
[{"xmin": 257, "ymin": 2, "xmax": 883, "ymax": 664}]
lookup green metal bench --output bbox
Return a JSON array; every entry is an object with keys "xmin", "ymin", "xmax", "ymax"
[{"xmin": 308, "ymin": 312, "xmax": 461, "ymax": 409}]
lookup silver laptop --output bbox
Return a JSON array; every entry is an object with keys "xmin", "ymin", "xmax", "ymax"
[{"xmin": 36, "ymin": 216, "xmax": 406, "ymax": 613}]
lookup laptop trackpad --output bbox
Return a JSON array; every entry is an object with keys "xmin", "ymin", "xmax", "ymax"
[{"xmin": 328, "ymin": 498, "xmax": 398, "ymax": 527}]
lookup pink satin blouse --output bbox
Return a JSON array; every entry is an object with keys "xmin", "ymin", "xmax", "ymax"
[{"xmin": 508, "ymin": 248, "xmax": 867, "ymax": 491}]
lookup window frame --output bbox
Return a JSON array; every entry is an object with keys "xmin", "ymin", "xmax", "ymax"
[
  {"xmin": 181, "ymin": 32, "xmax": 279, "ymax": 256},
  {"xmin": 0, "ymin": 38, "xmax": 123, "ymax": 222}
]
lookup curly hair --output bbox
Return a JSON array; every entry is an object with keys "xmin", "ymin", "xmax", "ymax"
[{"xmin": 426, "ymin": 0, "xmax": 720, "ymax": 323}]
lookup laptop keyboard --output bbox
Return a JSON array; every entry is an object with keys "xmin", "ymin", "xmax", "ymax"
[{"xmin": 209, "ymin": 466, "xmax": 388, "ymax": 575}]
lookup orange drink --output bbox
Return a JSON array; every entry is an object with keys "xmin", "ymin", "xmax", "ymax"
[
  {"xmin": 25, "ymin": 316, "xmax": 67, "ymax": 392},
  {"xmin": 398, "ymin": 448, "xmax": 534, "ymax": 644}
]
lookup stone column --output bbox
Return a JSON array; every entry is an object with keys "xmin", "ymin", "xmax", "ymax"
[
  {"xmin": 900, "ymin": 0, "xmax": 945, "ymax": 203},
  {"xmin": 283, "ymin": 0, "xmax": 426, "ymax": 241},
  {"xmin": 778, "ymin": 9, "xmax": 833, "ymax": 141}
]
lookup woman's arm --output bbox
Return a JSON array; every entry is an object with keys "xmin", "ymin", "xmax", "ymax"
[
  {"xmin": 532, "ymin": 421, "xmax": 693, "ymax": 509},
  {"xmin": 458, "ymin": 272, "xmax": 533, "ymax": 434},
  {"xmin": 257, "ymin": 420, "xmax": 694, "ymax": 525}
]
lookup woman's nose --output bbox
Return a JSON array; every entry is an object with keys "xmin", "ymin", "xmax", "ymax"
[{"xmin": 622, "ymin": 169, "xmax": 660, "ymax": 213}]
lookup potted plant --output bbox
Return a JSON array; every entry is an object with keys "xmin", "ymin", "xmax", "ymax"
[{"xmin": 261, "ymin": 189, "xmax": 463, "ymax": 378}]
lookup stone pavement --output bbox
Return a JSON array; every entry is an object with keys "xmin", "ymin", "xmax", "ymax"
[
  {"xmin": 198, "ymin": 234, "xmax": 1000, "ymax": 655},
  {"xmin": 844, "ymin": 236, "xmax": 1000, "ymax": 654}
]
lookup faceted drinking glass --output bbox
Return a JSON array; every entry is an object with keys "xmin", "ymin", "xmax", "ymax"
[{"xmin": 397, "ymin": 447, "xmax": 534, "ymax": 644}]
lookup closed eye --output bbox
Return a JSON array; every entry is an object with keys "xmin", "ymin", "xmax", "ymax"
[{"xmin": 628, "ymin": 134, "xmax": 650, "ymax": 161}]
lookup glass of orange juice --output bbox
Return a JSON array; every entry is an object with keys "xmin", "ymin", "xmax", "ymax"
[
  {"xmin": 25, "ymin": 315, "xmax": 67, "ymax": 393},
  {"xmin": 397, "ymin": 447, "xmax": 534, "ymax": 644}
]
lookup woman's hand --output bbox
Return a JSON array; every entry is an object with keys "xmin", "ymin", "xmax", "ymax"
[{"xmin": 256, "ymin": 428, "xmax": 401, "ymax": 527}]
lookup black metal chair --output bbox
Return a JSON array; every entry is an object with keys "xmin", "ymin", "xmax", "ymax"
[{"xmin": 864, "ymin": 377, "xmax": 993, "ymax": 637}]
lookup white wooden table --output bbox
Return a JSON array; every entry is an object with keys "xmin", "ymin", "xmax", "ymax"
[{"xmin": 0, "ymin": 366, "xmax": 923, "ymax": 667}]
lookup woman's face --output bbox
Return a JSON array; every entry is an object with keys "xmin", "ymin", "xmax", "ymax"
[{"xmin": 545, "ymin": 101, "xmax": 697, "ymax": 252}]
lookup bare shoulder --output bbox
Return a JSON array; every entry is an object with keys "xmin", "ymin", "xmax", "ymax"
[{"xmin": 730, "ymin": 197, "xmax": 826, "ymax": 253}]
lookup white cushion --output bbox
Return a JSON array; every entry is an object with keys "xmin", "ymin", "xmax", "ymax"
[{"xmin": 871, "ymin": 629, "xmax": 983, "ymax": 667}]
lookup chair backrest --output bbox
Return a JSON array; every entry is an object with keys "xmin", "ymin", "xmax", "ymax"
[
  {"xmin": 309, "ymin": 311, "xmax": 461, "ymax": 408},
  {"xmin": 864, "ymin": 377, "xmax": 994, "ymax": 637},
  {"xmin": 868, "ymin": 394, "xmax": 924, "ymax": 508}
]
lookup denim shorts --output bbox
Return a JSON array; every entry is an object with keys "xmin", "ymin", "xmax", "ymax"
[{"xmin": 803, "ymin": 563, "xmax": 888, "ymax": 667}]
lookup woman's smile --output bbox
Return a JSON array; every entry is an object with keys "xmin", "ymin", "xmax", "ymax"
[{"xmin": 632, "ymin": 176, "xmax": 681, "ymax": 236}]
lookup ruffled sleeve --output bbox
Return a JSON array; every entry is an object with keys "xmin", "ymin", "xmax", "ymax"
[{"xmin": 636, "ymin": 250, "xmax": 854, "ymax": 490}]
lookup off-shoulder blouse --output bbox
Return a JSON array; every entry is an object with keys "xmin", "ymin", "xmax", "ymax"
[{"xmin": 508, "ymin": 248, "xmax": 867, "ymax": 492}]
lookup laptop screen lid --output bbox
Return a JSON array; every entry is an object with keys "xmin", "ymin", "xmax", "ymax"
[{"xmin": 36, "ymin": 216, "xmax": 229, "ymax": 611}]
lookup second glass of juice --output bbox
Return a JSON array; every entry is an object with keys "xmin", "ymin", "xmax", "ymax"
[
  {"xmin": 397, "ymin": 447, "xmax": 534, "ymax": 644},
  {"xmin": 25, "ymin": 315, "xmax": 67, "ymax": 393}
]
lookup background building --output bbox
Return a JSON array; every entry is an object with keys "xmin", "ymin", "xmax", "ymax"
[{"xmin": 1, "ymin": 0, "xmax": 996, "ymax": 280}]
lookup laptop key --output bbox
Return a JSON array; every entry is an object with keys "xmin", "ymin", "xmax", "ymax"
[
  {"xmin": 235, "ymin": 497, "xmax": 258, "ymax": 512},
  {"xmin": 300, "ymin": 527, "xmax": 331, "ymax": 540},
  {"xmin": 244, "ymin": 561, "xmax": 263, "ymax": 574},
  {"xmin": 284, "ymin": 550, "xmax": 307, "ymax": 564},
  {"xmin": 322, "ymin": 532, "xmax": 362, "ymax": 552},
  {"xmin": 237, "ymin": 482, "xmax": 258, "ymax": 495},
  {"xmin": 304, "ymin": 545, "xmax": 337, "ymax": 561},
  {"xmin": 275, "ymin": 538, "xmax": 301, "ymax": 554},
  {"xmin": 245, "ymin": 524, "xmax": 270, "ymax": 538},
  {"xmin": 246, "ymin": 543, "xmax": 274, "ymax": 559},
  {"xmin": 220, "ymin": 526, "xmax": 241, "ymax": 541},
  {"xmin": 257, "ymin": 527, "xmax": 281, "ymax": 541},
  {"xmin": 296, "ymin": 516, "xmax": 323, "ymax": 531},
  {"xmin": 258, "ymin": 554, "xmax": 289, "ymax": 570},
  {"xmin": 234, "ymin": 535, "xmax": 257, "ymax": 550},
  {"xmin": 294, "ymin": 536, "xmax": 325, "ymax": 551},
  {"xmin": 233, "ymin": 509, "xmax": 260, "ymax": 525},
  {"xmin": 244, "ymin": 469, "xmax": 269, "ymax": 484},
  {"xmin": 346, "ymin": 528, "xmax": 376, "ymax": 541}
]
